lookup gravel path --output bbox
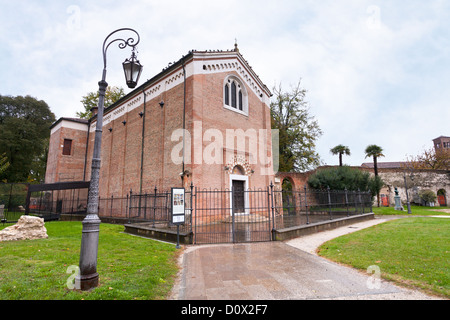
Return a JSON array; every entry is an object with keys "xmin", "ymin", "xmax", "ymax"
[{"xmin": 285, "ymin": 216, "xmax": 445, "ymax": 300}]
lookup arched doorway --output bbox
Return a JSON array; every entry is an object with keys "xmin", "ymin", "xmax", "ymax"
[
  {"xmin": 437, "ymin": 189, "xmax": 447, "ymax": 206},
  {"xmin": 230, "ymin": 165, "xmax": 248, "ymax": 215}
]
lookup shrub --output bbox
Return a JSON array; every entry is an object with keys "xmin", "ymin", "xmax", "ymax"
[
  {"xmin": 307, "ymin": 166, "xmax": 384, "ymax": 198},
  {"xmin": 419, "ymin": 189, "xmax": 437, "ymax": 205}
]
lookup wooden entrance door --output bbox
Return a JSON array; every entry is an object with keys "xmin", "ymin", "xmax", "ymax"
[
  {"xmin": 438, "ymin": 194, "xmax": 446, "ymax": 206},
  {"xmin": 232, "ymin": 180, "xmax": 245, "ymax": 214}
]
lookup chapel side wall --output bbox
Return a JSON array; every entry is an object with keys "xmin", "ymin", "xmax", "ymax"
[
  {"xmin": 139, "ymin": 77, "xmax": 191, "ymax": 193},
  {"xmin": 122, "ymin": 100, "xmax": 144, "ymax": 195},
  {"xmin": 162, "ymin": 76, "xmax": 192, "ymax": 191},
  {"xmin": 141, "ymin": 91, "xmax": 166, "ymax": 193},
  {"xmin": 45, "ymin": 127, "xmax": 62, "ymax": 184},
  {"xmin": 86, "ymin": 77, "xmax": 191, "ymax": 199},
  {"xmin": 91, "ymin": 98, "xmax": 150, "ymax": 199}
]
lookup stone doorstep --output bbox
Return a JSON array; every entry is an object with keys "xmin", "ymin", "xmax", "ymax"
[
  {"xmin": 122, "ymin": 213, "xmax": 375, "ymax": 245},
  {"xmin": 124, "ymin": 223, "xmax": 194, "ymax": 245}
]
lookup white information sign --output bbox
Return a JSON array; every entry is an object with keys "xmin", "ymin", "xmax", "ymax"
[{"xmin": 171, "ymin": 188, "xmax": 185, "ymax": 225}]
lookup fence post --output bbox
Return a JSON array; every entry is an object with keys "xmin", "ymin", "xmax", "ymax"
[
  {"xmin": 110, "ymin": 194, "xmax": 113, "ymax": 217},
  {"xmin": 358, "ymin": 189, "xmax": 363, "ymax": 214},
  {"xmin": 327, "ymin": 186, "xmax": 332, "ymax": 220},
  {"xmin": 144, "ymin": 193, "xmax": 148, "ymax": 220},
  {"xmin": 190, "ymin": 182, "xmax": 194, "ymax": 231},
  {"xmin": 231, "ymin": 185, "xmax": 235, "ymax": 243},
  {"xmin": 269, "ymin": 181, "xmax": 276, "ymax": 241},
  {"xmin": 304, "ymin": 186, "xmax": 309, "ymax": 225},
  {"xmin": 345, "ymin": 188, "xmax": 349, "ymax": 217},
  {"xmin": 70, "ymin": 188, "xmax": 75, "ymax": 215},
  {"xmin": 266, "ymin": 185, "xmax": 272, "ymax": 235},
  {"xmin": 153, "ymin": 186, "xmax": 157, "ymax": 227},
  {"xmin": 357, "ymin": 189, "xmax": 361, "ymax": 214},
  {"xmin": 8, "ymin": 183, "xmax": 13, "ymax": 213},
  {"xmin": 194, "ymin": 186, "xmax": 197, "ymax": 244},
  {"xmin": 126, "ymin": 193, "xmax": 129, "ymax": 223},
  {"xmin": 128, "ymin": 189, "xmax": 132, "ymax": 223}
]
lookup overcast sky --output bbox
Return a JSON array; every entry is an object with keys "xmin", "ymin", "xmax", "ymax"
[{"xmin": 1, "ymin": 0, "xmax": 449, "ymax": 167}]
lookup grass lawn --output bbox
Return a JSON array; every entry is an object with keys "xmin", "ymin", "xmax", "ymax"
[
  {"xmin": 0, "ymin": 221, "xmax": 180, "ymax": 300},
  {"xmin": 318, "ymin": 217, "xmax": 450, "ymax": 298},
  {"xmin": 372, "ymin": 205, "xmax": 449, "ymax": 216}
]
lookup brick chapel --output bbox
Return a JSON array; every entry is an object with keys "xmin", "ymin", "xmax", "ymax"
[{"xmin": 45, "ymin": 45, "xmax": 275, "ymax": 200}]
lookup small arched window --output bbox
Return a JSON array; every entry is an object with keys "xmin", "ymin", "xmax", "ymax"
[
  {"xmin": 224, "ymin": 84, "xmax": 229, "ymax": 105},
  {"xmin": 224, "ymin": 76, "xmax": 248, "ymax": 115}
]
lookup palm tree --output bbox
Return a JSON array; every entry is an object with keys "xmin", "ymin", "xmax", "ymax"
[
  {"xmin": 365, "ymin": 144, "xmax": 385, "ymax": 206},
  {"xmin": 364, "ymin": 145, "xmax": 385, "ymax": 176},
  {"xmin": 330, "ymin": 145, "xmax": 351, "ymax": 166}
]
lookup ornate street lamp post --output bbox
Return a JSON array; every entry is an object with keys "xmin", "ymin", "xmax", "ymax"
[
  {"xmin": 403, "ymin": 171, "xmax": 414, "ymax": 214},
  {"xmin": 75, "ymin": 28, "xmax": 143, "ymax": 291}
]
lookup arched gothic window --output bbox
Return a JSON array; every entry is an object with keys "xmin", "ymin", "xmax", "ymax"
[{"xmin": 224, "ymin": 76, "xmax": 248, "ymax": 115}]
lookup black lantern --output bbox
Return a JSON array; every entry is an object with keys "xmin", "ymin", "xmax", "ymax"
[{"xmin": 123, "ymin": 50, "xmax": 143, "ymax": 89}]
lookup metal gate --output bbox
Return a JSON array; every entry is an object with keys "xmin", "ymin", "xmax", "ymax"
[
  {"xmin": 121, "ymin": 185, "xmax": 373, "ymax": 245},
  {"xmin": 193, "ymin": 187, "xmax": 273, "ymax": 244}
]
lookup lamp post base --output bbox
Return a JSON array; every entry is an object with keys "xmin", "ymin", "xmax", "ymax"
[
  {"xmin": 77, "ymin": 213, "xmax": 101, "ymax": 291},
  {"xmin": 75, "ymin": 272, "xmax": 99, "ymax": 291}
]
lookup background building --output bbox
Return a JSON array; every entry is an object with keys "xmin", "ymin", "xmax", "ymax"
[{"xmin": 433, "ymin": 136, "xmax": 450, "ymax": 152}]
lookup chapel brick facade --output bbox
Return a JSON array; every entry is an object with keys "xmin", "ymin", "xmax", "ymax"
[{"xmin": 45, "ymin": 48, "xmax": 275, "ymax": 200}]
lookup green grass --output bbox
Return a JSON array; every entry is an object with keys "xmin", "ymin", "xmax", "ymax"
[
  {"xmin": 0, "ymin": 221, "xmax": 180, "ymax": 300},
  {"xmin": 1, "ymin": 211, "xmax": 24, "ymax": 221},
  {"xmin": 318, "ymin": 217, "xmax": 450, "ymax": 298},
  {"xmin": 372, "ymin": 205, "xmax": 449, "ymax": 216}
]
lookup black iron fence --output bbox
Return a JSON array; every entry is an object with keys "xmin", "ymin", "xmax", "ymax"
[
  {"xmin": 0, "ymin": 182, "xmax": 90, "ymax": 224},
  {"xmin": 0, "ymin": 183, "xmax": 29, "ymax": 223},
  {"xmin": 191, "ymin": 186, "xmax": 372, "ymax": 244},
  {"xmin": 16, "ymin": 181, "xmax": 372, "ymax": 244},
  {"xmin": 272, "ymin": 187, "xmax": 373, "ymax": 229}
]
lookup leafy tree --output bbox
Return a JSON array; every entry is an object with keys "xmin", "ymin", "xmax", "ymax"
[
  {"xmin": 364, "ymin": 144, "xmax": 385, "ymax": 206},
  {"xmin": 0, "ymin": 153, "xmax": 9, "ymax": 177},
  {"xmin": 330, "ymin": 144, "xmax": 351, "ymax": 166},
  {"xmin": 28, "ymin": 142, "xmax": 50, "ymax": 183},
  {"xmin": 270, "ymin": 80, "xmax": 322, "ymax": 172},
  {"xmin": 0, "ymin": 95, "xmax": 55, "ymax": 182},
  {"xmin": 308, "ymin": 166, "xmax": 369, "ymax": 191},
  {"xmin": 307, "ymin": 166, "xmax": 384, "ymax": 199},
  {"xmin": 419, "ymin": 189, "xmax": 437, "ymax": 206},
  {"xmin": 76, "ymin": 86, "xmax": 125, "ymax": 119},
  {"xmin": 368, "ymin": 175, "xmax": 385, "ymax": 202},
  {"xmin": 405, "ymin": 147, "xmax": 450, "ymax": 170}
]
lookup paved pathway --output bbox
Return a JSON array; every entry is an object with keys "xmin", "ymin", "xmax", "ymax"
[{"xmin": 170, "ymin": 217, "xmax": 443, "ymax": 300}]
